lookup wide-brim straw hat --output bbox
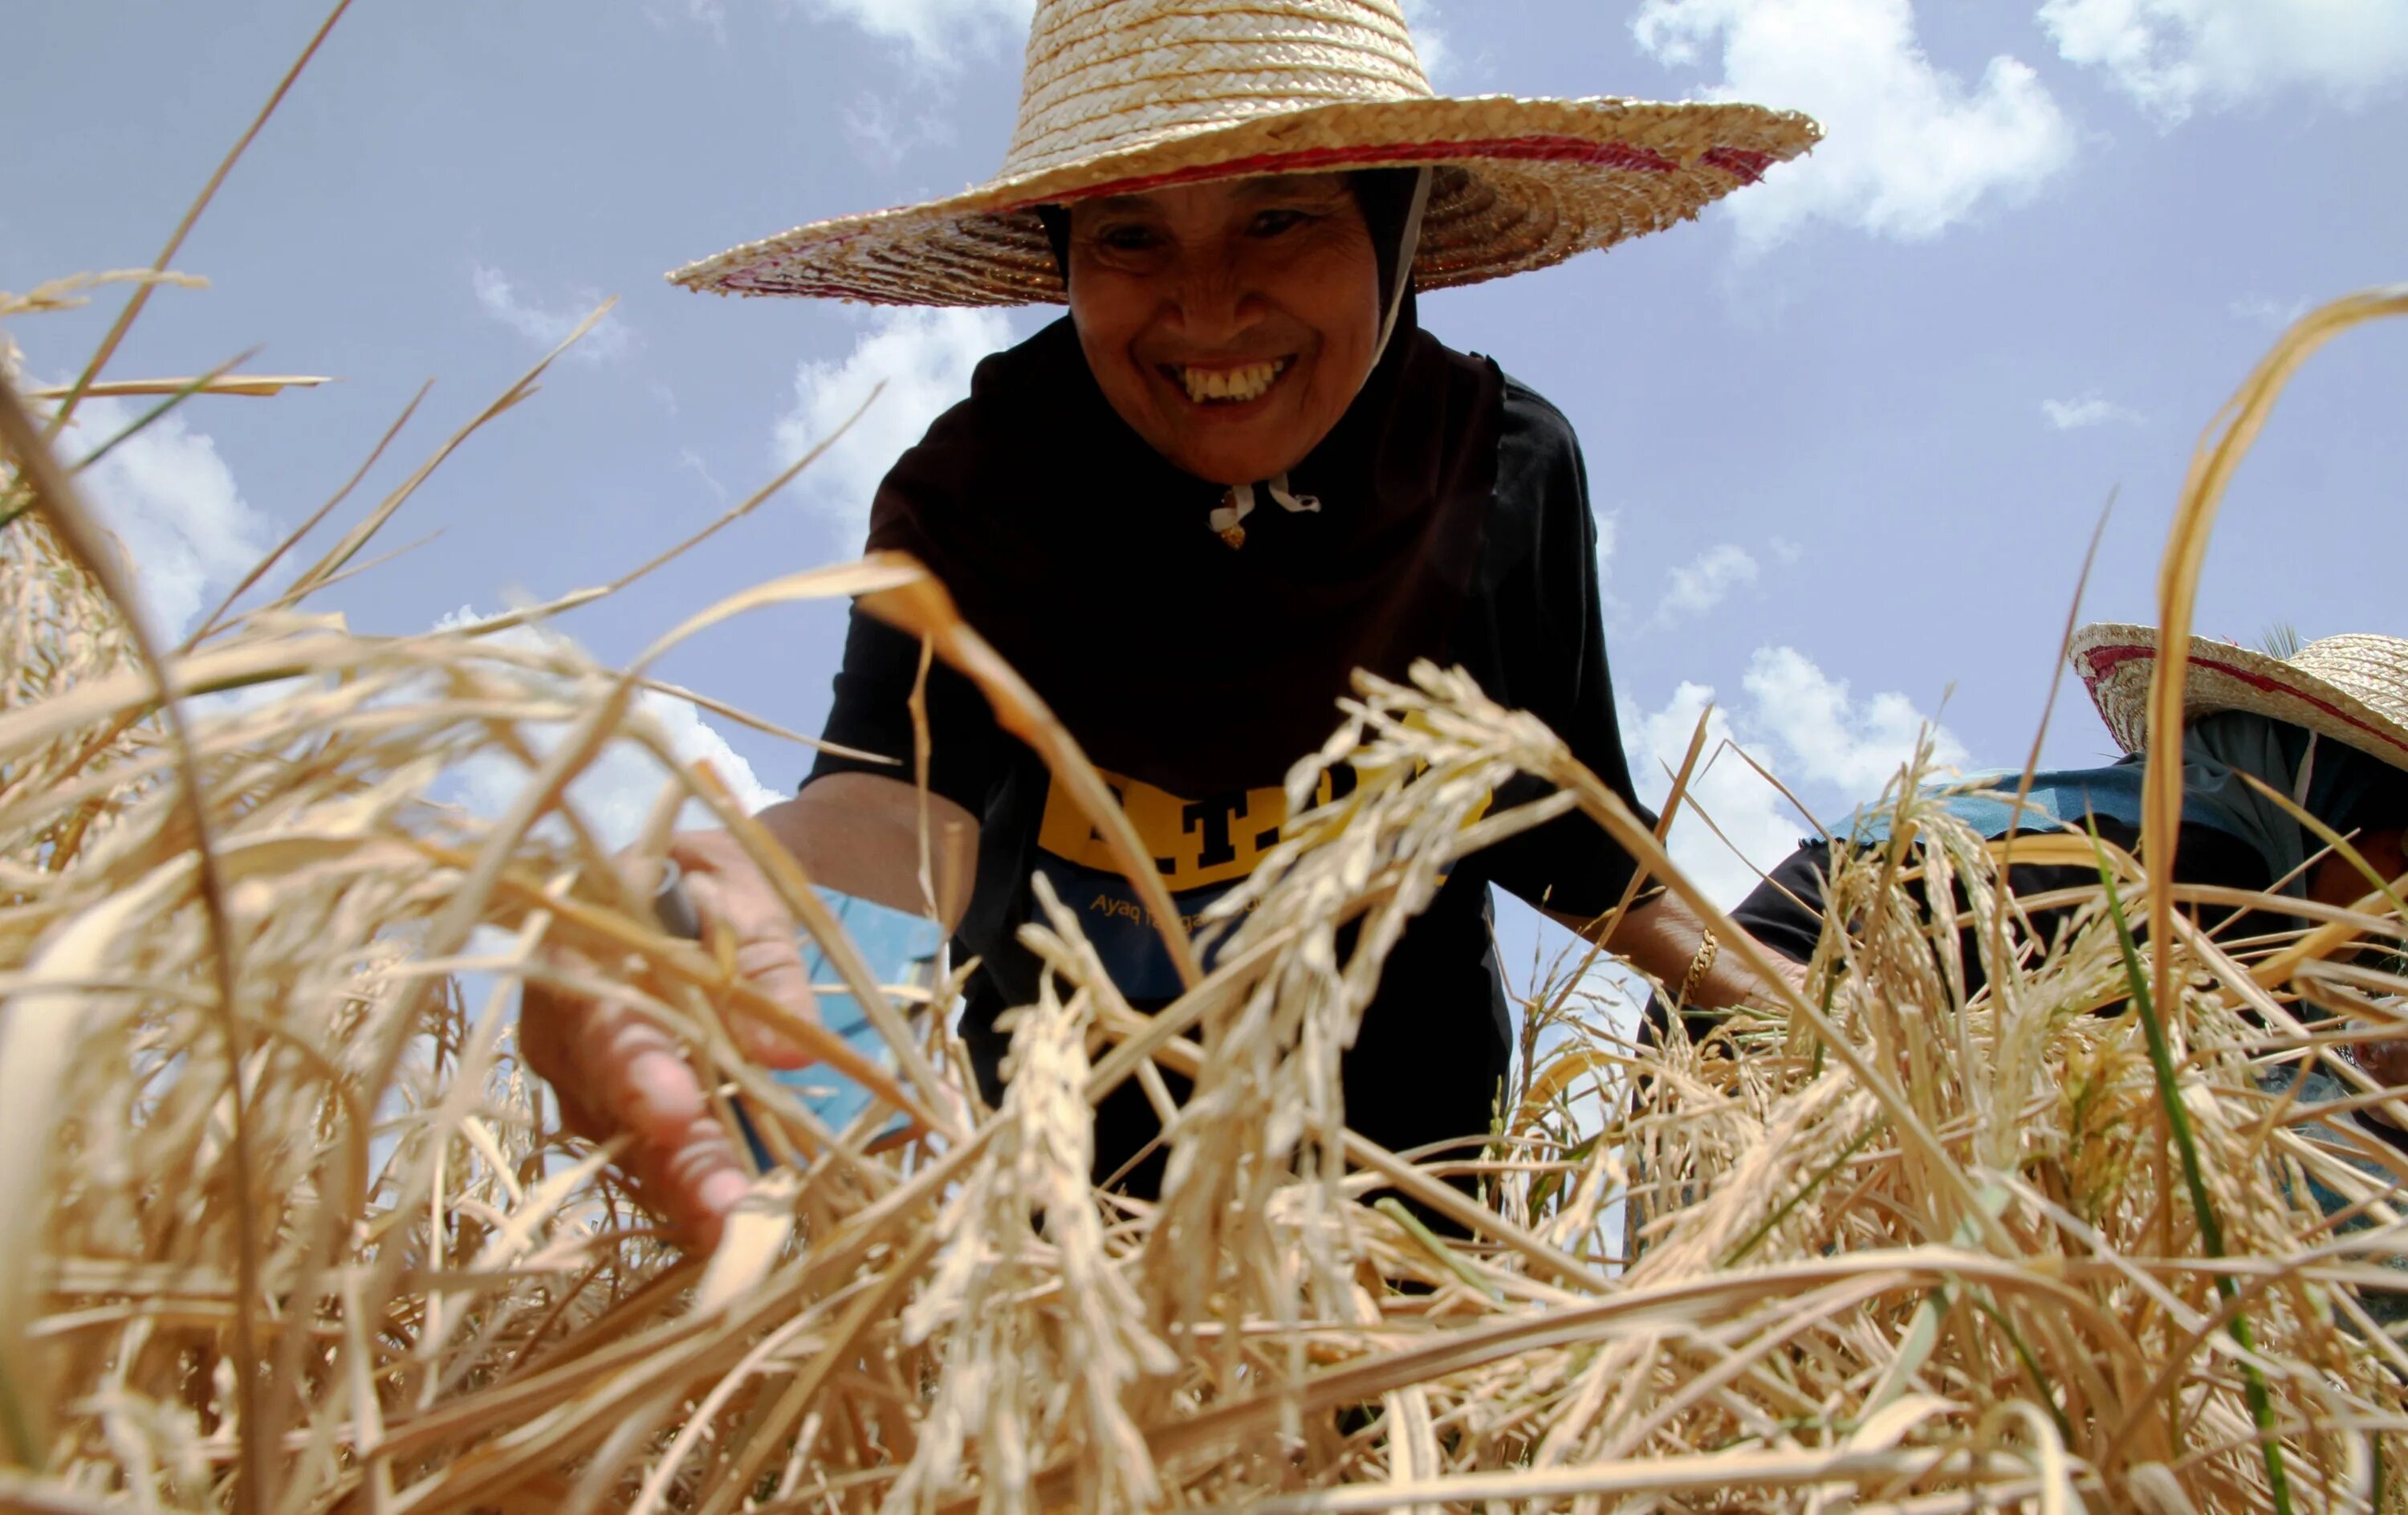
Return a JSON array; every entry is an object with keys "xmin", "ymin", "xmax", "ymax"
[
  {"xmin": 669, "ymin": 0, "xmax": 1820, "ymax": 307},
  {"xmin": 2071, "ymin": 623, "xmax": 2408, "ymax": 772}
]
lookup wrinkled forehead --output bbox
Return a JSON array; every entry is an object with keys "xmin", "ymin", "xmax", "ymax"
[{"xmin": 1071, "ymin": 172, "xmax": 1358, "ymax": 219}]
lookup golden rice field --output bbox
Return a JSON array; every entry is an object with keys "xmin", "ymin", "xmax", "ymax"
[{"xmin": 4, "ymin": 14, "xmax": 2408, "ymax": 1513}]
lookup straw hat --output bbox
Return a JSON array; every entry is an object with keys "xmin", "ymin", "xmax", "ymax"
[
  {"xmin": 669, "ymin": 0, "xmax": 1820, "ymax": 307},
  {"xmin": 2071, "ymin": 623, "xmax": 2408, "ymax": 772}
]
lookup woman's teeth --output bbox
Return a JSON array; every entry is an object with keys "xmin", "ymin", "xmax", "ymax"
[{"xmin": 1175, "ymin": 357, "xmax": 1290, "ymax": 405}]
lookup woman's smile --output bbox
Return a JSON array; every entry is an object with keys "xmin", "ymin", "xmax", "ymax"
[
  {"xmin": 1162, "ymin": 355, "xmax": 1295, "ymax": 407},
  {"xmin": 1066, "ymin": 173, "xmax": 1379, "ymax": 485}
]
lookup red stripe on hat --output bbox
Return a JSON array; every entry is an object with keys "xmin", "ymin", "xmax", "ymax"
[
  {"xmin": 1698, "ymin": 145, "xmax": 1776, "ymax": 183},
  {"xmin": 2083, "ymin": 641, "xmax": 2408, "ymax": 759}
]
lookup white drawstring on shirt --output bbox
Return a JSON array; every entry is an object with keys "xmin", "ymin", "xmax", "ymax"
[
  {"xmin": 1210, "ymin": 167, "xmax": 1432, "ymax": 549},
  {"xmin": 1208, "ymin": 474, "xmax": 1322, "ymax": 543}
]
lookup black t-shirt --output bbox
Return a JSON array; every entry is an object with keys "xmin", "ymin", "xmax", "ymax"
[
  {"xmin": 807, "ymin": 352, "xmax": 1651, "ymax": 1187},
  {"xmin": 1676, "ymin": 817, "xmax": 2283, "ymax": 1053},
  {"xmin": 1729, "ymin": 818, "xmax": 2278, "ymax": 975}
]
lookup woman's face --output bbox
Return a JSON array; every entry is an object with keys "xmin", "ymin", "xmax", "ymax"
[
  {"xmin": 1066, "ymin": 173, "xmax": 1382, "ymax": 486},
  {"xmin": 2311, "ymin": 828, "xmax": 2407, "ymax": 907}
]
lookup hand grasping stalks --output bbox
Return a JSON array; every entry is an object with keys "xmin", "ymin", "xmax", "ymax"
[{"xmin": 521, "ymin": 778, "xmax": 977, "ymax": 1245}]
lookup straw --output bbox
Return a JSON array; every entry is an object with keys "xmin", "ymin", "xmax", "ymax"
[{"xmin": 3, "ymin": 34, "xmax": 2405, "ymax": 1504}]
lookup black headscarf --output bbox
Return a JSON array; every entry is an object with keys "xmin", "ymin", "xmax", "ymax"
[
  {"xmin": 864, "ymin": 172, "xmax": 1503, "ymax": 795},
  {"xmin": 1035, "ymin": 167, "xmax": 1428, "ymax": 317}
]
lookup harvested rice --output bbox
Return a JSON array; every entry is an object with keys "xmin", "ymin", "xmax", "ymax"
[{"xmin": 3, "ymin": 26, "xmax": 2406, "ymax": 1510}]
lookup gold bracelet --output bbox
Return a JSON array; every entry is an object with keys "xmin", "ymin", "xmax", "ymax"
[{"xmin": 1678, "ymin": 929, "xmax": 1719, "ymax": 1005}]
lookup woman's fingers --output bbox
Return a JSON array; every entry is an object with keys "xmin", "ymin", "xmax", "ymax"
[
  {"xmin": 671, "ymin": 835, "xmax": 818, "ymax": 1070},
  {"xmin": 1773, "ymin": 955, "xmax": 1812, "ymax": 997},
  {"xmin": 528, "ymin": 972, "xmax": 751, "ymax": 1244},
  {"xmin": 657, "ymin": 1122, "xmax": 756, "ymax": 1234},
  {"xmin": 521, "ymin": 979, "xmax": 610, "ymax": 1143},
  {"xmin": 518, "ymin": 829, "xmax": 840, "ymax": 1248},
  {"xmin": 571, "ymin": 992, "xmax": 754, "ymax": 1243},
  {"xmin": 583, "ymin": 996, "xmax": 707, "ymax": 1142}
]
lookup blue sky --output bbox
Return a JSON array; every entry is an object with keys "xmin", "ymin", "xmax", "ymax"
[{"xmin": 7, "ymin": 0, "xmax": 2405, "ymax": 1001}]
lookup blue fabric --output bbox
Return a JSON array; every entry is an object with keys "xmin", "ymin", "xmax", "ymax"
[
  {"xmin": 1841, "ymin": 755, "xmax": 2225, "ymax": 849},
  {"xmin": 733, "ymin": 889, "xmax": 947, "ymax": 1165},
  {"xmin": 1843, "ymin": 761, "xmax": 2146, "ymax": 846},
  {"xmin": 2256, "ymin": 1064, "xmax": 2408, "ymax": 1326},
  {"xmin": 1845, "ymin": 712, "xmax": 2395, "ymax": 898}
]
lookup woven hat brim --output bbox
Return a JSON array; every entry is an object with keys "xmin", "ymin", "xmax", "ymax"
[
  {"xmin": 2069, "ymin": 622, "xmax": 2408, "ymax": 773},
  {"xmin": 668, "ymin": 96, "xmax": 1820, "ymax": 306}
]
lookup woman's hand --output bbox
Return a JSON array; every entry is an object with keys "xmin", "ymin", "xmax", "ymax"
[
  {"xmin": 519, "ymin": 778, "xmax": 981, "ymax": 1249},
  {"xmin": 520, "ymin": 829, "xmax": 820, "ymax": 1249}
]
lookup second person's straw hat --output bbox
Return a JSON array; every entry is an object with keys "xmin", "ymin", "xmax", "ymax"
[
  {"xmin": 2072, "ymin": 624, "xmax": 2408, "ymax": 772},
  {"xmin": 670, "ymin": 0, "xmax": 1820, "ymax": 307}
]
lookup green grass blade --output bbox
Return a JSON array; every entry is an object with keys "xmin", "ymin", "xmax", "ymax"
[
  {"xmin": 1376, "ymin": 1198, "xmax": 1504, "ymax": 1303},
  {"xmin": 2092, "ymin": 830, "xmax": 2292, "ymax": 1514}
]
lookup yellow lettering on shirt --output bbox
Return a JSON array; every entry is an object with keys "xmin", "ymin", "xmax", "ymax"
[
  {"xmin": 1034, "ymin": 727, "xmax": 1489, "ymax": 897},
  {"xmin": 1037, "ymin": 768, "xmax": 1308, "ymax": 893}
]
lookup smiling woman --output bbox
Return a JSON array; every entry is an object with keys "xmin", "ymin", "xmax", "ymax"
[
  {"xmin": 1062, "ymin": 173, "xmax": 1385, "ymax": 487},
  {"xmin": 525, "ymin": 0, "xmax": 1821, "ymax": 1243}
]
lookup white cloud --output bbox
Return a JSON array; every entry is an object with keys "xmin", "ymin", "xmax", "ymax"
[
  {"xmin": 1740, "ymin": 645, "xmax": 1967, "ymax": 792},
  {"xmin": 470, "ymin": 265, "xmax": 632, "ymax": 364},
  {"xmin": 2229, "ymin": 294, "xmax": 2309, "ymax": 329},
  {"xmin": 434, "ymin": 610, "xmax": 783, "ymax": 851},
  {"xmin": 2039, "ymin": 0, "xmax": 2408, "ymax": 123},
  {"xmin": 840, "ymin": 92, "xmax": 958, "ymax": 169},
  {"xmin": 1622, "ymin": 646, "xmax": 1965, "ymax": 906},
  {"xmin": 1656, "ymin": 542, "xmax": 1759, "ymax": 622},
  {"xmin": 1398, "ymin": 0, "xmax": 1455, "ymax": 86},
  {"xmin": 1593, "ymin": 508, "xmax": 1620, "ymax": 584},
  {"xmin": 64, "ymin": 395, "xmax": 274, "ymax": 640},
  {"xmin": 772, "ymin": 307, "xmax": 1015, "ymax": 546},
  {"xmin": 2040, "ymin": 391, "xmax": 2142, "ymax": 430},
  {"xmin": 592, "ymin": 688, "xmax": 785, "ymax": 844},
  {"xmin": 794, "ymin": 0, "xmax": 1034, "ymax": 67},
  {"xmin": 649, "ymin": 0, "xmax": 726, "ymax": 42},
  {"xmin": 677, "ymin": 447, "xmax": 730, "ymax": 506},
  {"xmin": 1631, "ymin": 0, "xmax": 2075, "ymax": 246},
  {"xmin": 1626, "ymin": 682, "xmax": 1811, "ymax": 905}
]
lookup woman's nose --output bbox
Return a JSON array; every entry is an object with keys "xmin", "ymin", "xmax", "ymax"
[{"xmin": 1167, "ymin": 246, "xmax": 1259, "ymax": 344}]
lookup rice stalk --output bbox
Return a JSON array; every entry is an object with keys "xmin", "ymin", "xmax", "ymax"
[{"xmin": 39, "ymin": 0, "xmax": 356, "ymax": 442}]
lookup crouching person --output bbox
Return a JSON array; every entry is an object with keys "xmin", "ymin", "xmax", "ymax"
[{"xmin": 1641, "ymin": 625, "xmax": 2408, "ymax": 1301}]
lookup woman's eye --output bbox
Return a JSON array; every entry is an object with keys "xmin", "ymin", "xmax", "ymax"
[
  {"xmin": 1098, "ymin": 225, "xmax": 1161, "ymax": 252},
  {"xmin": 1250, "ymin": 209, "xmax": 1312, "ymax": 238}
]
